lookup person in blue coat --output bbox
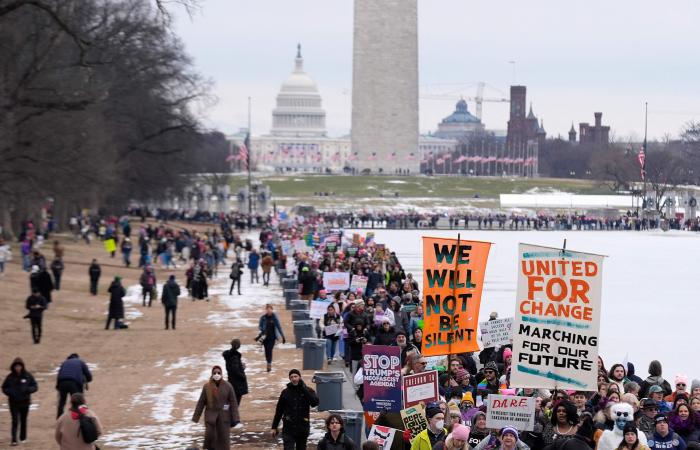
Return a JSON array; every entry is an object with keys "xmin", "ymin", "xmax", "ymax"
[
  {"xmin": 257, "ymin": 304, "xmax": 285, "ymax": 373},
  {"xmin": 248, "ymin": 249, "xmax": 260, "ymax": 284}
]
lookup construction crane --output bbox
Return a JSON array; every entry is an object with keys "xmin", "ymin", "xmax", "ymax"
[{"xmin": 420, "ymin": 81, "xmax": 509, "ymax": 120}]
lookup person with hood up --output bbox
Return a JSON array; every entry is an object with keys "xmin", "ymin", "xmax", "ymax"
[
  {"xmin": 433, "ymin": 423, "xmax": 472, "ymax": 450},
  {"xmin": 473, "ymin": 427, "xmax": 531, "ymax": 450},
  {"xmin": 316, "ymin": 413, "xmax": 356, "ymax": 450},
  {"xmin": 161, "ymin": 274, "xmax": 180, "ymax": 330},
  {"xmin": 222, "ymin": 339, "xmax": 248, "ymax": 412},
  {"xmin": 192, "ymin": 366, "xmax": 240, "ymax": 450},
  {"xmin": 411, "ymin": 403, "xmax": 447, "ymax": 449},
  {"xmin": 2, "ymin": 358, "xmax": 38, "ymax": 445},
  {"xmin": 106, "ymin": 276, "xmax": 126, "ymax": 330},
  {"xmin": 25, "ymin": 289, "xmax": 47, "ymax": 344},
  {"xmin": 55, "ymin": 393, "xmax": 103, "ymax": 450},
  {"xmin": 271, "ymin": 369, "xmax": 319, "ymax": 450},
  {"xmin": 627, "ymin": 363, "xmax": 645, "ymax": 386},
  {"xmin": 640, "ymin": 361, "xmax": 673, "ymax": 398},
  {"xmin": 88, "ymin": 259, "xmax": 101, "ymax": 295}
]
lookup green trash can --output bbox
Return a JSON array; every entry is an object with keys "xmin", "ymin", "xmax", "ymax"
[
  {"xmin": 302, "ymin": 338, "xmax": 326, "ymax": 370},
  {"xmin": 293, "ymin": 320, "xmax": 314, "ymax": 348},
  {"xmin": 312, "ymin": 371, "xmax": 345, "ymax": 411},
  {"xmin": 329, "ymin": 410, "xmax": 364, "ymax": 449}
]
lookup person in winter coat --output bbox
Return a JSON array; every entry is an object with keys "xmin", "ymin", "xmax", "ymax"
[
  {"xmin": 258, "ymin": 304, "xmax": 286, "ymax": 373},
  {"xmin": 222, "ymin": 339, "xmax": 248, "ymax": 410},
  {"xmin": 106, "ymin": 276, "xmax": 126, "ymax": 330},
  {"xmin": 161, "ymin": 275, "xmax": 180, "ymax": 330},
  {"xmin": 640, "ymin": 360, "xmax": 673, "ymax": 398},
  {"xmin": 433, "ymin": 423, "xmax": 472, "ymax": 450},
  {"xmin": 648, "ymin": 414, "xmax": 687, "ymax": 450},
  {"xmin": 271, "ymin": 369, "xmax": 320, "ymax": 450},
  {"xmin": 25, "ymin": 289, "xmax": 47, "ymax": 343},
  {"xmin": 2, "ymin": 358, "xmax": 38, "ymax": 445},
  {"xmin": 411, "ymin": 403, "xmax": 448, "ymax": 450},
  {"xmin": 668, "ymin": 404, "xmax": 700, "ymax": 444},
  {"xmin": 120, "ymin": 237, "xmax": 132, "ymax": 267},
  {"xmin": 55, "ymin": 393, "xmax": 103, "ymax": 450},
  {"xmin": 373, "ymin": 317, "xmax": 396, "ymax": 346},
  {"xmin": 88, "ymin": 259, "xmax": 101, "ymax": 295},
  {"xmin": 192, "ymin": 366, "xmax": 240, "ymax": 450},
  {"xmin": 56, "ymin": 354, "xmax": 92, "ymax": 418},
  {"xmin": 348, "ymin": 323, "xmax": 370, "ymax": 374},
  {"xmin": 317, "ymin": 413, "xmax": 356, "ymax": 450},
  {"xmin": 139, "ymin": 266, "xmax": 157, "ymax": 307},
  {"xmin": 51, "ymin": 257, "xmax": 65, "ymax": 291},
  {"xmin": 261, "ymin": 251, "xmax": 274, "ymax": 286},
  {"xmin": 473, "ymin": 427, "xmax": 531, "ymax": 450},
  {"xmin": 298, "ymin": 266, "xmax": 316, "ymax": 301},
  {"xmin": 247, "ymin": 249, "xmax": 260, "ymax": 284},
  {"xmin": 30, "ymin": 265, "xmax": 54, "ymax": 304},
  {"xmin": 228, "ymin": 259, "xmax": 244, "ymax": 295},
  {"xmin": 321, "ymin": 304, "xmax": 342, "ymax": 364},
  {"xmin": 468, "ymin": 411, "xmax": 490, "ymax": 448}
]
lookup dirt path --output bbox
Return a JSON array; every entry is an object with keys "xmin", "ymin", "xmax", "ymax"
[{"xmin": 0, "ymin": 227, "xmax": 328, "ymax": 449}]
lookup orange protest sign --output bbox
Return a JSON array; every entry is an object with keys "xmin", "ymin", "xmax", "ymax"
[{"xmin": 422, "ymin": 236, "xmax": 491, "ymax": 356}]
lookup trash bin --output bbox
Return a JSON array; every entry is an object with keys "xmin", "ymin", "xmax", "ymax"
[
  {"xmin": 289, "ymin": 300, "xmax": 307, "ymax": 311},
  {"xmin": 293, "ymin": 320, "xmax": 315, "ymax": 348},
  {"xmin": 282, "ymin": 278, "xmax": 298, "ymax": 290},
  {"xmin": 291, "ymin": 309, "xmax": 310, "ymax": 321},
  {"xmin": 302, "ymin": 338, "xmax": 326, "ymax": 370},
  {"xmin": 312, "ymin": 372, "xmax": 345, "ymax": 411},
  {"xmin": 284, "ymin": 289, "xmax": 299, "ymax": 308},
  {"xmin": 329, "ymin": 410, "xmax": 363, "ymax": 449}
]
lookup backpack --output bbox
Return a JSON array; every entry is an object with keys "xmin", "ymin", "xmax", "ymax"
[{"xmin": 78, "ymin": 411, "xmax": 99, "ymax": 443}]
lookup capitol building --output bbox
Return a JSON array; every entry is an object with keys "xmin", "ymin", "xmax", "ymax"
[{"xmin": 236, "ymin": 45, "xmax": 457, "ymax": 174}]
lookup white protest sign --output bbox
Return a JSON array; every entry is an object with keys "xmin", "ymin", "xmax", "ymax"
[
  {"xmin": 510, "ymin": 243, "xmax": 604, "ymax": 391},
  {"xmin": 324, "ymin": 323, "xmax": 340, "ymax": 336},
  {"xmin": 323, "ymin": 271, "xmax": 350, "ymax": 291},
  {"xmin": 480, "ymin": 317, "xmax": 514, "ymax": 348},
  {"xmin": 402, "ymin": 370, "xmax": 439, "ymax": 408},
  {"xmin": 424, "ymin": 356, "xmax": 446, "ymax": 371},
  {"xmin": 486, "ymin": 395, "xmax": 535, "ymax": 431},
  {"xmin": 310, "ymin": 299, "xmax": 332, "ymax": 319},
  {"xmin": 281, "ymin": 240, "xmax": 294, "ymax": 256},
  {"xmin": 349, "ymin": 275, "xmax": 368, "ymax": 293},
  {"xmin": 367, "ymin": 425, "xmax": 398, "ymax": 450}
]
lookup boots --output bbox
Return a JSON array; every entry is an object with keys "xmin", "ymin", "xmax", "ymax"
[{"xmin": 266, "ymin": 363, "xmax": 272, "ymax": 373}]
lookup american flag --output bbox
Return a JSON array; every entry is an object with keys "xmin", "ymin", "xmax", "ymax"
[
  {"xmin": 347, "ymin": 152, "xmax": 359, "ymax": 161},
  {"xmin": 407, "ymin": 152, "xmax": 416, "ymax": 161},
  {"xmin": 443, "ymin": 153, "xmax": 452, "ymax": 160},
  {"xmin": 638, "ymin": 148, "xmax": 646, "ymax": 181},
  {"xmin": 324, "ymin": 230, "xmax": 342, "ymax": 244},
  {"xmin": 227, "ymin": 133, "xmax": 250, "ymax": 169},
  {"xmin": 388, "ymin": 152, "xmax": 397, "ymax": 160},
  {"xmin": 367, "ymin": 152, "xmax": 377, "ymax": 161}
]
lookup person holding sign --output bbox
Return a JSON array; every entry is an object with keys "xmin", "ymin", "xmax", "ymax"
[
  {"xmin": 321, "ymin": 304, "xmax": 342, "ymax": 364},
  {"xmin": 411, "ymin": 404, "xmax": 448, "ymax": 450}
]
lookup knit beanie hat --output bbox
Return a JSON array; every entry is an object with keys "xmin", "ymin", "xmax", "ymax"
[
  {"xmin": 451, "ymin": 424, "xmax": 471, "ymax": 441},
  {"xmin": 501, "ymin": 426, "xmax": 519, "ymax": 439},
  {"xmin": 692, "ymin": 380, "xmax": 700, "ymax": 392},
  {"xmin": 448, "ymin": 404, "xmax": 461, "ymax": 417},
  {"xmin": 426, "ymin": 405, "xmax": 442, "ymax": 420},
  {"xmin": 289, "ymin": 369, "xmax": 301, "ymax": 378},
  {"xmin": 461, "ymin": 391, "xmax": 475, "ymax": 405},
  {"xmin": 676, "ymin": 374, "xmax": 689, "ymax": 387},
  {"xmin": 623, "ymin": 422, "xmax": 638, "ymax": 435},
  {"xmin": 503, "ymin": 348, "xmax": 513, "ymax": 359},
  {"xmin": 455, "ymin": 368, "xmax": 469, "ymax": 383},
  {"xmin": 484, "ymin": 361, "xmax": 499, "ymax": 373}
]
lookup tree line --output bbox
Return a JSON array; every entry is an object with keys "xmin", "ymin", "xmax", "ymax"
[{"xmin": 0, "ymin": 0, "xmax": 229, "ymax": 238}]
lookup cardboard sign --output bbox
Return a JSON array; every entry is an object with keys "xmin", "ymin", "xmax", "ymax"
[
  {"xmin": 422, "ymin": 237, "xmax": 492, "ymax": 356},
  {"xmin": 363, "ymin": 345, "xmax": 403, "ymax": 412},
  {"xmin": 349, "ymin": 275, "xmax": 368, "ymax": 293},
  {"xmin": 324, "ymin": 323, "xmax": 341, "ymax": 336},
  {"xmin": 402, "ymin": 370, "xmax": 439, "ymax": 408},
  {"xmin": 367, "ymin": 425, "xmax": 398, "ymax": 450},
  {"xmin": 375, "ymin": 243, "xmax": 386, "ymax": 260},
  {"xmin": 480, "ymin": 317, "xmax": 515, "ymax": 348},
  {"xmin": 323, "ymin": 271, "xmax": 350, "ymax": 291},
  {"xmin": 310, "ymin": 299, "xmax": 332, "ymax": 319},
  {"xmin": 486, "ymin": 394, "xmax": 536, "ymax": 431},
  {"xmin": 510, "ymin": 243, "xmax": 604, "ymax": 391},
  {"xmin": 401, "ymin": 404, "xmax": 428, "ymax": 441}
]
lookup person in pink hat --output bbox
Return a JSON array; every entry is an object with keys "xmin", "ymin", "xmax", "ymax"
[
  {"xmin": 666, "ymin": 374, "xmax": 690, "ymax": 403},
  {"xmin": 434, "ymin": 423, "xmax": 471, "ymax": 450}
]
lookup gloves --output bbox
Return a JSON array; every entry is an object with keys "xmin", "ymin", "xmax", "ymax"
[{"xmin": 403, "ymin": 429, "xmax": 412, "ymax": 442}]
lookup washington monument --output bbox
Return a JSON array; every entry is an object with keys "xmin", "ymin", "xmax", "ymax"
[{"xmin": 351, "ymin": 0, "xmax": 419, "ymax": 174}]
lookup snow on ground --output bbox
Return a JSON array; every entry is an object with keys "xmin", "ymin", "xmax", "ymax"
[{"xmin": 360, "ymin": 228, "xmax": 700, "ymax": 379}]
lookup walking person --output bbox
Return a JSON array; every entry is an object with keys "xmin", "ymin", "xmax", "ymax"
[
  {"xmin": 257, "ymin": 304, "xmax": 286, "ymax": 373},
  {"xmin": 0, "ymin": 238, "xmax": 12, "ymax": 276},
  {"xmin": 55, "ymin": 393, "xmax": 103, "ymax": 450},
  {"xmin": 121, "ymin": 237, "xmax": 132, "ymax": 267},
  {"xmin": 30, "ymin": 265, "xmax": 54, "ymax": 305},
  {"xmin": 161, "ymin": 275, "xmax": 180, "ymax": 330},
  {"xmin": 139, "ymin": 266, "xmax": 157, "ymax": 307},
  {"xmin": 321, "ymin": 304, "xmax": 342, "ymax": 365},
  {"xmin": 2, "ymin": 358, "xmax": 38, "ymax": 446},
  {"xmin": 228, "ymin": 258, "xmax": 244, "ymax": 296},
  {"xmin": 88, "ymin": 259, "xmax": 101, "ymax": 296},
  {"xmin": 222, "ymin": 339, "xmax": 248, "ymax": 411},
  {"xmin": 25, "ymin": 289, "xmax": 47, "ymax": 344},
  {"xmin": 261, "ymin": 251, "xmax": 273, "ymax": 287},
  {"xmin": 51, "ymin": 257, "xmax": 64, "ymax": 291},
  {"xmin": 192, "ymin": 366, "xmax": 240, "ymax": 450},
  {"xmin": 317, "ymin": 414, "xmax": 356, "ymax": 450},
  {"xmin": 271, "ymin": 369, "xmax": 320, "ymax": 450},
  {"xmin": 248, "ymin": 249, "xmax": 260, "ymax": 284},
  {"xmin": 56, "ymin": 354, "xmax": 92, "ymax": 418},
  {"xmin": 106, "ymin": 276, "xmax": 126, "ymax": 330}
]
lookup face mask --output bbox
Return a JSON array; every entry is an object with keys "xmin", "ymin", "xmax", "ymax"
[
  {"xmin": 212, "ymin": 374, "xmax": 222, "ymax": 381},
  {"xmin": 435, "ymin": 420, "xmax": 445, "ymax": 430}
]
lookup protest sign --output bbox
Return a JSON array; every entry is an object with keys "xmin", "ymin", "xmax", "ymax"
[
  {"xmin": 375, "ymin": 243, "xmax": 386, "ymax": 260},
  {"xmin": 310, "ymin": 299, "xmax": 332, "ymax": 319},
  {"xmin": 367, "ymin": 425, "xmax": 398, "ymax": 450},
  {"xmin": 281, "ymin": 240, "xmax": 294, "ymax": 256},
  {"xmin": 480, "ymin": 317, "xmax": 515, "ymax": 348},
  {"xmin": 362, "ymin": 345, "xmax": 402, "ymax": 412},
  {"xmin": 293, "ymin": 239, "xmax": 311, "ymax": 254},
  {"xmin": 422, "ymin": 237, "xmax": 492, "ymax": 356},
  {"xmin": 401, "ymin": 404, "xmax": 427, "ymax": 441},
  {"xmin": 323, "ymin": 271, "xmax": 350, "ymax": 291},
  {"xmin": 347, "ymin": 246, "xmax": 359, "ymax": 257},
  {"xmin": 324, "ymin": 323, "xmax": 340, "ymax": 336},
  {"xmin": 402, "ymin": 370, "xmax": 439, "ymax": 408},
  {"xmin": 510, "ymin": 243, "xmax": 604, "ymax": 391},
  {"xmin": 326, "ymin": 242, "xmax": 337, "ymax": 253},
  {"xmin": 349, "ymin": 275, "xmax": 368, "ymax": 293},
  {"xmin": 486, "ymin": 394, "xmax": 536, "ymax": 431},
  {"xmin": 424, "ymin": 356, "xmax": 446, "ymax": 372}
]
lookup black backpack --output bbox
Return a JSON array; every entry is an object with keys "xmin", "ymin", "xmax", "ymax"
[{"xmin": 78, "ymin": 412, "xmax": 99, "ymax": 443}]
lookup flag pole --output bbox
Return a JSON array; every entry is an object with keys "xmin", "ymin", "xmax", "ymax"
[
  {"xmin": 642, "ymin": 102, "xmax": 648, "ymax": 212},
  {"xmin": 247, "ymin": 96, "xmax": 253, "ymax": 224}
]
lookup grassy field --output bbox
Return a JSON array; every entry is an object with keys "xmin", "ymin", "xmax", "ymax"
[{"xmin": 227, "ymin": 174, "xmax": 611, "ymax": 199}]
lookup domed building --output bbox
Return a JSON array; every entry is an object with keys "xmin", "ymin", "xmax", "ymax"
[{"xmin": 434, "ymin": 99, "xmax": 485, "ymax": 139}]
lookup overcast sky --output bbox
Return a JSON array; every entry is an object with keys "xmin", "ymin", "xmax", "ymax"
[{"xmin": 173, "ymin": 0, "xmax": 700, "ymax": 141}]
